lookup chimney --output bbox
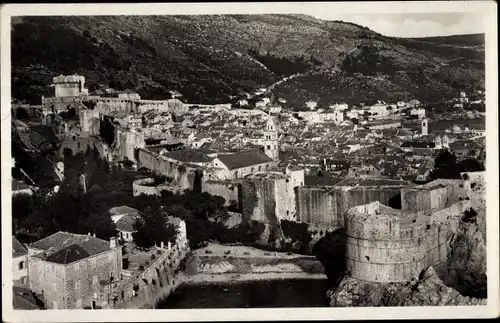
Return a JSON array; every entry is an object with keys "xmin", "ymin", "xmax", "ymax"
[
  {"xmin": 160, "ymin": 241, "xmax": 164, "ymax": 249},
  {"xmin": 110, "ymin": 237, "xmax": 116, "ymax": 249},
  {"xmin": 88, "ymin": 232, "xmax": 91, "ymax": 236},
  {"xmin": 93, "ymin": 233, "xmax": 96, "ymax": 238}
]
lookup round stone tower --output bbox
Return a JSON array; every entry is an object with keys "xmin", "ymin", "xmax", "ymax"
[{"xmin": 344, "ymin": 201, "xmax": 435, "ymax": 283}]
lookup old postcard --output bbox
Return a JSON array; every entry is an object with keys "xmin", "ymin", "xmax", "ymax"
[{"xmin": 1, "ymin": 1, "xmax": 498, "ymax": 322}]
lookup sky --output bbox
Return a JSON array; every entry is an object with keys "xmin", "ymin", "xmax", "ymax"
[{"xmin": 311, "ymin": 12, "xmax": 487, "ymax": 38}]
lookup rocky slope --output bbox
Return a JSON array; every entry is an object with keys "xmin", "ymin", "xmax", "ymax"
[
  {"xmin": 12, "ymin": 15, "xmax": 484, "ymax": 108},
  {"xmin": 328, "ymin": 266, "xmax": 486, "ymax": 307}
]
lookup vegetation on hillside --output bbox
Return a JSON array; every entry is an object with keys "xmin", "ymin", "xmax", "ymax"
[{"xmin": 12, "ymin": 15, "xmax": 484, "ymax": 109}]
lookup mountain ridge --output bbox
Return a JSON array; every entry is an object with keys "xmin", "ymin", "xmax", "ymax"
[{"xmin": 11, "ymin": 15, "xmax": 485, "ymax": 108}]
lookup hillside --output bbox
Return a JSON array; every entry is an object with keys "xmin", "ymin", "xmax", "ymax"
[{"xmin": 11, "ymin": 15, "xmax": 485, "ymax": 109}]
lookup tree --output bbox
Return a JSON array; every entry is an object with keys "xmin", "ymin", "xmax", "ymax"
[
  {"xmin": 429, "ymin": 150, "xmax": 461, "ymax": 179},
  {"xmin": 132, "ymin": 206, "xmax": 176, "ymax": 249},
  {"xmin": 457, "ymin": 158, "xmax": 485, "ymax": 172},
  {"xmin": 15, "ymin": 107, "xmax": 30, "ymax": 120}
]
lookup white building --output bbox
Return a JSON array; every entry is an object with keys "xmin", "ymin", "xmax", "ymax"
[
  {"xmin": 330, "ymin": 103, "xmax": 349, "ymax": 111},
  {"xmin": 305, "ymin": 101, "xmax": 318, "ymax": 110},
  {"xmin": 410, "ymin": 108, "xmax": 426, "ymax": 119}
]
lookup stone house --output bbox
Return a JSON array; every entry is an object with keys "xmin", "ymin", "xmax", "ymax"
[
  {"xmin": 206, "ymin": 149, "xmax": 277, "ymax": 180},
  {"xmin": 28, "ymin": 232, "xmax": 122, "ymax": 309},
  {"xmin": 12, "ymin": 237, "xmax": 29, "ymax": 287}
]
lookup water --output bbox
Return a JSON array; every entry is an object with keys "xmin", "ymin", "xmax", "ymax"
[{"xmin": 159, "ymin": 279, "xmax": 331, "ymax": 308}]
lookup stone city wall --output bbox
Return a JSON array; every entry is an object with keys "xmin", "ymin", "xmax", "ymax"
[
  {"xmin": 344, "ymin": 200, "xmax": 467, "ymax": 283},
  {"xmin": 110, "ymin": 224, "xmax": 190, "ymax": 309},
  {"xmin": 133, "ymin": 178, "xmax": 171, "ymax": 197},
  {"xmin": 202, "ymin": 180, "xmax": 241, "ymax": 209},
  {"xmin": 136, "ymin": 148, "xmax": 201, "ymax": 192},
  {"xmin": 60, "ymin": 134, "xmax": 113, "ymax": 161},
  {"xmin": 296, "ymin": 186, "xmax": 402, "ymax": 227},
  {"xmin": 401, "ymin": 185, "xmax": 449, "ymax": 214},
  {"xmin": 421, "ymin": 178, "xmax": 466, "ymax": 204},
  {"xmin": 241, "ymin": 172, "xmax": 296, "ymax": 225}
]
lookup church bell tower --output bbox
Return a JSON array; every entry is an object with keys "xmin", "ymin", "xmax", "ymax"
[{"xmin": 263, "ymin": 117, "xmax": 279, "ymax": 161}]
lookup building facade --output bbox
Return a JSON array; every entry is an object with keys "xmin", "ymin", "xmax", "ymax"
[{"xmin": 28, "ymin": 232, "xmax": 122, "ymax": 309}]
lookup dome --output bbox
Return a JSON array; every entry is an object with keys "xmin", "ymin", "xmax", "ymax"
[{"xmin": 452, "ymin": 125, "xmax": 462, "ymax": 133}]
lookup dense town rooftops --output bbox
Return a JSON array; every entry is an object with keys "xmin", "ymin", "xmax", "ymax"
[
  {"xmin": 30, "ymin": 232, "xmax": 112, "ymax": 261},
  {"xmin": 216, "ymin": 149, "xmax": 273, "ymax": 170}
]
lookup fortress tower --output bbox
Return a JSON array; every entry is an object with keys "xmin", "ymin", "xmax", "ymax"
[
  {"xmin": 263, "ymin": 117, "xmax": 279, "ymax": 161},
  {"xmin": 52, "ymin": 75, "xmax": 89, "ymax": 98},
  {"xmin": 421, "ymin": 118, "xmax": 429, "ymax": 136}
]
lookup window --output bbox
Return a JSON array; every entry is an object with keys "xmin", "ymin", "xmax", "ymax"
[
  {"xmin": 75, "ymin": 280, "xmax": 81, "ymax": 293},
  {"xmin": 20, "ymin": 277, "xmax": 27, "ymax": 285},
  {"xmin": 76, "ymin": 299, "xmax": 82, "ymax": 308},
  {"xmin": 18, "ymin": 261, "xmax": 25, "ymax": 270},
  {"xmin": 267, "ymin": 145, "xmax": 271, "ymax": 150},
  {"xmin": 74, "ymin": 262, "xmax": 80, "ymax": 271}
]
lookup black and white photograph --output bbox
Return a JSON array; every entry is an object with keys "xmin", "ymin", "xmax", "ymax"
[{"xmin": 1, "ymin": 2, "xmax": 498, "ymax": 321}]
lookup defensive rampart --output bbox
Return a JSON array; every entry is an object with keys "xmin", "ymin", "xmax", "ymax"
[
  {"xmin": 136, "ymin": 148, "xmax": 202, "ymax": 192},
  {"xmin": 202, "ymin": 180, "xmax": 242, "ymax": 209},
  {"xmin": 60, "ymin": 134, "xmax": 113, "ymax": 161},
  {"xmin": 133, "ymin": 178, "xmax": 173, "ymax": 197},
  {"xmin": 241, "ymin": 172, "xmax": 296, "ymax": 225},
  {"xmin": 296, "ymin": 185, "xmax": 404, "ymax": 227},
  {"xmin": 344, "ymin": 200, "xmax": 469, "ymax": 283},
  {"xmin": 110, "ymin": 220, "xmax": 190, "ymax": 309}
]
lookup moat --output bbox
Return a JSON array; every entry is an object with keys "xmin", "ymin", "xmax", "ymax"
[{"xmin": 158, "ymin": 279, "xmax": 331, "ymax": 308}]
